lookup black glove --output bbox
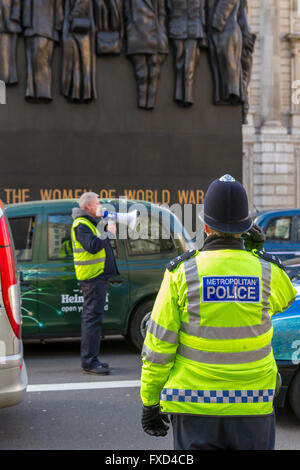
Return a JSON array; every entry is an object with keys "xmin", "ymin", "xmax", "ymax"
[
  {"xmin": 243, "ymin": 224, "xmax": 266, "ymax": 251},
  {"xmin": 141, "ymin": 404, "xmax": 170, "ymax": 437}
]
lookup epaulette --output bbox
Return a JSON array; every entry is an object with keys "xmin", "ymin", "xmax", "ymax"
[
  {"xmin": 166, "ymin": 249, "xmax": 197, "ymax": 272},
  {"xmin": 255, "ymin": 250, "xmax": 285, "ymax": 270}
]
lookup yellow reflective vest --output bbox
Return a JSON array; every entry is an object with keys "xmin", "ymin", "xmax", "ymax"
[
  {"xmin": 71, "ymin": 217, "xmax": 106, "ymax": 281},
  {"xmin": 140, "ymin": 247, "xmax": 297, "ymax": 417}
]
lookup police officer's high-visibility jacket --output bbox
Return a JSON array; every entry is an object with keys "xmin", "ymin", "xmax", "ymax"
[
  {"xmin": 140, "ymin": 240, "xmax": 297, "ymax": 417},
  {"xmin": 71, "ymin": 217, "xmax": 106, "ymax": 281}
]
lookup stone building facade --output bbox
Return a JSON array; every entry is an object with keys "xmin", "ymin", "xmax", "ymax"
[{"xmin": 244, "ymin": 0, "xmax": 300, "ymax": 211}]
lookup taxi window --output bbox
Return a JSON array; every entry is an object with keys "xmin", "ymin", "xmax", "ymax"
[
  {"xmin": 126, "ymin": 214, "xmax": 175, "ymax": 255},
  {"xmin": 8, "ymin": 216, "xmax": 35, "ymax": 261},
  {"xmin": 48, "ymin": 214, "xmax": 119, "ymax": 259},
  {"xmin": 48, "ymin": 214, "xmax": 73, "ymax": 260},
  {"xmin": 265, "ymin": 217, "xmax": 292, "ymax": 241}
]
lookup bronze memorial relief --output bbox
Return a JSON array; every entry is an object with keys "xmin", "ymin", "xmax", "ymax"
[
  {"xmin": 23, "ymin": 0, "xmax": 63, "ymax": 101},
  {"xmin": 166, "ymin": 0, "xmax": 207, "ymax": 107},
  {"xmin": 124, "ymin": 0, "xmax": 168, "ymax": 110},
  {"xmin": 0, "ymin": 0, "xmax": 255, "ymax": 119},
  {"xmin": 0, "ymin": 0, "xmax": 22, "ymax": 85},
  {"xmin": 206, "ymin": 0, "xmax": 255, "ymax": 123}
]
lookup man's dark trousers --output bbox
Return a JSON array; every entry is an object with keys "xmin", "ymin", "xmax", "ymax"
[{"xmin": 79, "ymin": 278, "xmax": 108, "ymax": 369}]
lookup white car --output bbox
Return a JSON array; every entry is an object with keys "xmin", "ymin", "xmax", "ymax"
[{"xmin": 0, "ymin": 201, "xmax": 27, "ymax": 408}]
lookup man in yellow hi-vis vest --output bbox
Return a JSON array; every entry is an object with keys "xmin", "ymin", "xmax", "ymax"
[
  {"xmin": 71, "ymin": 192, "xmax": 119, "ymax": 375},
  {"xmin": 140, "ymin": 175, "xmax": 297, "ymax": 450}
]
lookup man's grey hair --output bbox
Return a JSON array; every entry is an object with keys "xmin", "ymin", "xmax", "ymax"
[{"xmin": 78, "ymin": 192, "xmax": 99, "ymax": 210}]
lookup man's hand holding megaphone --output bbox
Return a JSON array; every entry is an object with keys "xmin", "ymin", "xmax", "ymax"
[
  {"xmin": 107, "ymin": 220, "xmax": 117, "ymax": 235},
  {"xmin": 102, "ymin": 209, "xmax": 139, "ymax": 232}
]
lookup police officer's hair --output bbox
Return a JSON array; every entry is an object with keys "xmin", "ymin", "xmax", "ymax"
[
  {"xmin": 209, "ymin": 229, "xmax": 242, "ymax": 239},
  {"xmin": 78, "ymin": 192, "xmax": 99, "ymax": 210}
]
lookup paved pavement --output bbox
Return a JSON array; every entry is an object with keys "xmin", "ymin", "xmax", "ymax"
[{"xmin": 0, "ymin": 336, "xmax": 299, "ymax": 451}]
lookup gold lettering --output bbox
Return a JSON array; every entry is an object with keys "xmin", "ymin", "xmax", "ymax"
[
  {"xmin": 145, "ymin": 190, "xmax": 154, "ymax": 202},
  {"xmin": 177, "ymin": 190, "xmax": 190, "ymax": 204},
  {"xmin": 62, "ymin": 189, "xmax": 74, "ymax": 199},
  {"xmin": 124, "ymin": 189, "xmax": 136, "ymax": 200},
  {"xmin": 4, "ymin": 189, "xmax": 13, "ymax": 204},
  {"xmin": 74, "ymin": 189, "xmax": 83, "ymax": 198},
  {"xmin": 23, "ymin": 189, "xmax": 30, "ymax": 201},
  {"xmin": 99, "ymin": 189, "xmax": 109, "ymax": 198},
  {"xmin": 108, "ymin": 189, "xmax": 116, "ymax": 199},
  {"xmin": 40, "ymin": 189, "xmax": 53, "ymax": 200},
  {"xmin": 162, "ymin": 190, "xmax": 170, "ymax": 204},
  {"xmin": 189, "ymin": 190, "xmax": 196, "ymax": 204},
  {"xmin": 52, "ymin": 189, "xmax": 61, "ymax": 199},
  {"xmin": 196, "ymin": 190, "xmax": 204, "ymax": 204},
  {"xmin": 136, "ymin": 190, "xmax": 145, "ymax": 201}
]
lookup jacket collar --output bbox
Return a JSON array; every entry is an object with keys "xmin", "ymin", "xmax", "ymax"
[
  {"xmin": 72, "ymin": 207, "xmax": 99, "ymax": 225},
  {"xmin": 201, "ymin": 234, "xmax": 244, "ymax": 252}
]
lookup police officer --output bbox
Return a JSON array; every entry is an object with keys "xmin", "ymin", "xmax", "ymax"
[
  {"xmin": 140, "ymin": 175, "xmax": 297, "ymax": 450},
  {"xmin": 71, "ymin": 192, "xmax": 119, "ymax": 375}
]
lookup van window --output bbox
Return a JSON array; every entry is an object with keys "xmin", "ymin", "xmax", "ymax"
[
  {"xmin": 297, "ymin": 217, "xmax": 300, "ymax": 242},
  {"xmin": 127, "ymin": 215, "xmax": 175, "ymax": 255},
  {"xmin": 48, "ymin": 214, "xmax": 119, "ymax": 259},
  {"xmin": 8, "ymin": 216, "xmax": 35, "ymax": 261},
  {"xmin": 48, "ymin": 214, "xmax": 73, "ymax": 260},
  {"xmin": 265, "ymin": 217, "xmax": 292, "ymax": 241}
]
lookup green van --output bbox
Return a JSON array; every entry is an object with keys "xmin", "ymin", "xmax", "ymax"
[{"xmin": 5, "ymin": 199, "xmax": 194, "ymax": 349}]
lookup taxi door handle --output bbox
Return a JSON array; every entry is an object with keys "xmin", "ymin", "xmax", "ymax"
[{"xmin": 109, "ymin": 277, "xmax": 124, "ymax": 285}]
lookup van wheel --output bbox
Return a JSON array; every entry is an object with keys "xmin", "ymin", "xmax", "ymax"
[
  {"xmin": 129, "ymin": 300, "xmax": 153, "ymax": 351},
  {"xmin": 288, "ymin": 368, "xmax": 300, "ymax": 420}
]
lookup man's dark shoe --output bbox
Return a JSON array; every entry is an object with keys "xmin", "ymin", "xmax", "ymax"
[
  {"xmin": 99, "ymin": 362, "xmax": 109, "ymax": 368},
  {"xmin": 83, "ymin": 365, "xmax": 110, "ymax": 375}
]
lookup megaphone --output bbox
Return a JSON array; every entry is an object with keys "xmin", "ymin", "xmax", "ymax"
[{"xmin": 103, "ymin": 209, "xmax": 139, "ymax": 231}]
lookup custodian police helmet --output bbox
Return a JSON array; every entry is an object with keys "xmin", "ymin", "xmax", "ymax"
[{"xmin": 204, "ymin": 174, "xmax": 252, "ymax": 234}]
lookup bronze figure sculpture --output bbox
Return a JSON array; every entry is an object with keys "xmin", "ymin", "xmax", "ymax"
[
  {"xmin": 206, "ymin": 0, "xmax": 243, "ymax": 106},
  {"xmin": 94, "ymin": 0, "xmax": 123, "ymax": 55},
  {"xmin": 0, "ymin": 0, "xmax": 22, "ymax": 85},
  {"xmin": 23, "ymin": 0, "xmax": 64, "ymax": 101},
  {"xmin": 166, "ymin": 0, "xmax": 207, "ymax": 107},
  {"xmin": 0, "ymin": 0, "xmax": 256, "ymax": 111},
  {"xmin": 238, "ymin": 0, "xmax": 256, "ymax": 124},
  {"xmin": 61, "ymin": 0, "xmax": 97, "ymax": 102},
  {"xmin": 124, "ymin": 0, "xmax": 169, "ymax": 110}
]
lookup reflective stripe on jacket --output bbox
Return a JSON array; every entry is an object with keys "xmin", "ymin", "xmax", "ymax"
[
  {"xmin": 140, "ymin": 247, "xmax": 297, "ymax": 417},
  {"xmin": 71, "ymin": 217, "xmax": 106, "ymax": 281}
]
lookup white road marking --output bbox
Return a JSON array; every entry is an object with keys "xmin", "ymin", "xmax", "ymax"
[{"xmin": 27, "ymin": 380, "xmax": 141, "ymax": 393}]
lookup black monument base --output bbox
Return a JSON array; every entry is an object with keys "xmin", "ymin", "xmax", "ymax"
[{"xmin": 0, "ymin": 42, "xmax": 242, "ymax": 213}]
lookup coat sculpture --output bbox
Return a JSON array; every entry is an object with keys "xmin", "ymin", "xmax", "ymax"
[
  {"xmin": 61, "ymin": 0, "xmax": 97, "ymax": 102},
  {"xmin": 0, "ymin": 0, "xmax": 256, "ymax": 118},
  {"xmin": 206, "ymin": 0, "xmax": 255, "ymax": 123},
  {"xmin": 124, "ymin": 0, "xmax": 169, "ymax": 110},
  {"xmin": 0, "ymin": 0, "xmax": 22, "ymax": 85},
  {"xmin": 238, "ymin": 0, "xmax": 256, "ymax": 124},
  {"xmin": 23, "ymin": 0, "xmax": 63, "ymax": 101},
  {"xmin": 94, "ymin": 0, "xmax": 123, "ymax": 56},
  {"xmin": 166, "ymin": 0, "xmax": 207, "ymax": 107}
]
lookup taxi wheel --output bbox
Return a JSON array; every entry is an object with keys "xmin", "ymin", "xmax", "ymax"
[
  {"xmin": 129, "ymin": 300, "xmax": 153, "ymax": 351},
  {"xmin": 288, "ymin": 368, "xmax": 300, "ymax": 420}
]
